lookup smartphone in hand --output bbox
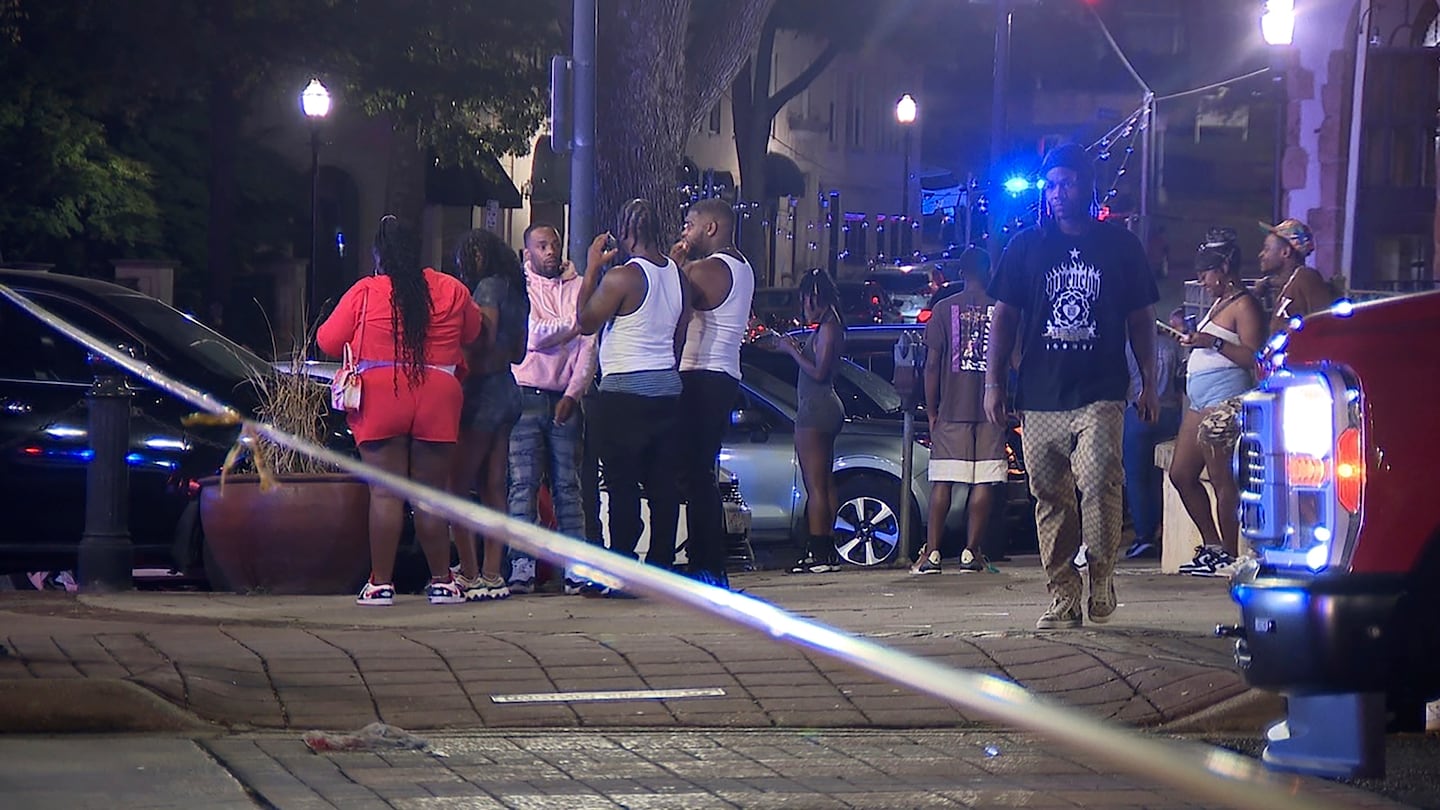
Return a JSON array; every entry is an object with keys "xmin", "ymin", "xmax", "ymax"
[{"xmin": 1155, "ymin": 319, "xmax": 1187, "ymax": 341}]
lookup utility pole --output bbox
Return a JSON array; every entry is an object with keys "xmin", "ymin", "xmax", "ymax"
[
  {"xmin": 568, "ymin": 0, "xmax": 596, "ymax": 274},
  {"xmin": 987, "ymin": 0, "xmax": 1011, "ymax": 270}
]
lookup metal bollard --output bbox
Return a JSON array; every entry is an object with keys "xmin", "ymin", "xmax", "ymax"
[
  {"xmin": 78, "ymin": 357, "xmax": 133, "ymax": 592},
  {"xmin": 894, "ymin": 332, "xmax": 925, "ymax": 565}
]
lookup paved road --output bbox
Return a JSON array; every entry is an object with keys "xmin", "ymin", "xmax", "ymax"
[{"xmin": 0, "ymin": 730, "xmax": 1409, "ymax": 809}]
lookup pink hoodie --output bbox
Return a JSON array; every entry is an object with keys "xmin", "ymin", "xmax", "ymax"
[{"xmin": 513, "ymin": 264, "xmax": 598, "ymax": 400}]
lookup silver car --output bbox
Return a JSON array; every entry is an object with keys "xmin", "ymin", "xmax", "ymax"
[{"xmin": 729, "ymin": 346, "xmax": 929, "ymax": 567}]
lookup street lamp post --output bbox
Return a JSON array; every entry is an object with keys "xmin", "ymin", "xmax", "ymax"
[
  {"xmin": 896, "ymin": 94, "xmax": 917, "ymax": 260},
  {"xmin": 894, "ymin": 92, "xmax": 918, "ymax": 567},
  {"xmin": 300, "ymin": 79, "xmax": 332, "ymax": 322},
  {"xmin": 1262, "ymin": 1, "xmax": 1295, "ymax": 224}
]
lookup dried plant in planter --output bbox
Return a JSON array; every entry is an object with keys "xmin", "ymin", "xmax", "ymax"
[
  {"xmin": 239, "ymin": 353, "xmax": 337, "ymax": 478},
  {"xmin": 199, "ymin": 342, "xmax": 341, "ymax": 488}
]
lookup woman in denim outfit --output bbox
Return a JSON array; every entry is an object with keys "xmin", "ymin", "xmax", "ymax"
[
  {"xmin": 1170, "ymin": 235, "xmax": 1265, "ymax": 577},
  {"xmin": 448, "ymin": 229, "xmax": 530, "ymax": 601}
]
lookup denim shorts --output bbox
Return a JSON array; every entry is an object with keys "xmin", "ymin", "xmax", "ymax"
[{"xmin": 1187, "ymin": 367, "xmax": 1252, "ymax": 412}]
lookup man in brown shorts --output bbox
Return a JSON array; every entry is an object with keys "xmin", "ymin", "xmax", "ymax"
[{"xmin": 912, "ymin": 248, "xmax": 1003, "ymax": 575}]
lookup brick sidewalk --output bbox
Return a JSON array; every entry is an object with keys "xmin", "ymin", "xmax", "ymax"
[
  {"xmin": 0, "ymin": 562, "xmax": 1255, "ymax": 734},
  {"xmin": 0, "ymin": 730, "xmax": 1407, "ymax": 809}
]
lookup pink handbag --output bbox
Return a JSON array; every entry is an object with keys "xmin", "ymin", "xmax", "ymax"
[
  {"xmin": 330, "ymin": 342, "xmax": 362, "ymax": 412},
  {"xmin": 330, "ymin": 292, "xmax": 366, "ymax": 412}
]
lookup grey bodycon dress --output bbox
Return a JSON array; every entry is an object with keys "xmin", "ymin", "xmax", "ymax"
[{"xmin": 794, "ymin": 328, "xmax": 844, "ymax": 433}]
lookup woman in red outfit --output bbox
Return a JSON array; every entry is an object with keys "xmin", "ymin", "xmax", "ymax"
[{"xmin": 317, "ymin": 216, "xmax": 481, "ymax": 606}]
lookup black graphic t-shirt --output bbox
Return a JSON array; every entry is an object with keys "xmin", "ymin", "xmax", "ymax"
[{"xmin": 987, "ymin": 221, "xmax": 1158, "ymax": 412}]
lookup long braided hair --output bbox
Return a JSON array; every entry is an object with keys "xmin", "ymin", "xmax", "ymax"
[
  {"xmin": 373, "ymin": 216, "xmax": 429, "ymax": 388},
  {"xmin": 452, "ymin": 228, "xmax": 525, "ymax": 295},
  {"xmin": 452, "ymin": 228, "xmax": 530, "ymax": 360},
  {"xmin": 615, "ymin": 198, "xmax": 662, "ymax": 255}
]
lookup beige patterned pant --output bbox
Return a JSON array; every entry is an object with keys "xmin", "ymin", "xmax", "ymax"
[{"xmin": 1020, "ymin": 401, "xmax": 1126, "ymax": 608}]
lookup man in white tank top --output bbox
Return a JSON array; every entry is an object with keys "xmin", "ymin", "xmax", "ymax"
[
  {"xmin": 667, "ymin": 198, "xmax": 756, "ymax": 589},
  {"xmin": 575, "ymin": 199, "xmax": 692, "ymax": 594}
]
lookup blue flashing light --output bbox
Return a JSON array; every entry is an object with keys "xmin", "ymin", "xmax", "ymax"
[
  {"xmin": 1003, "ymin": 176, "xmax": 1033, "ymax": 195},
  {"xmin": 1233, "ymin": 584, "xmax": 1308, "ymax": 609},
  {"xmin": 1288, "ymin": 316, "xmax": 1303, "ymax": 331},
  {"xmin": 1332, "ymin": 298, "xmax": 1355, "ymax": 317}
]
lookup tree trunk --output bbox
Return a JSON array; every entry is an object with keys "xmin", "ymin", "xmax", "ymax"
[
  {"xmin": 382, "ymin": 118, "xmax": 426, "ymax": 227},
  {"xmin": 734, "ymin": 20, "xmax": 776, "ymax": 287},
  {"xmin": 596, "ymin": 0, "xmax": 691, "ymax": 242},
  {"xmin": 595, "ymin": 0, "xmax": 777, "ymax": 244}
]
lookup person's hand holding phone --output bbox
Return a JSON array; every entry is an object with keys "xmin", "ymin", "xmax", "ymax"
[
  {"xmin": 669, "ymin": 238, "xmax": 692, "ymax": 267},
  {"xmin": 587, "ymin": 233, "xmax": 619, "ymax": 274}
]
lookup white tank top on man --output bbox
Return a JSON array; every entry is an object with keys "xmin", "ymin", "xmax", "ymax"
[
  {"xmin": 679, "ymin": 251, "xmax": 755, "ymax": 381},
  {"xmin": 599, "ymin": 255, "xmax": 686, "ymax": 376}
]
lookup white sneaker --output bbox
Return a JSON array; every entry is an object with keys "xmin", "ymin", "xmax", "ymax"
[
  {"xmin": 465, "ymin": 575, "xmax": 511, "ymax": 602},
  {"xmin": 356, "ymin": 581, "xmax": 395, "ymax": 607},
  {"xmin": 508, "ymin": 557, "xmax": 537, "ymax": 594},
  {"xmin": 1212, "ymin": 553, "xmax": 1251, "ymax": 579},
  {"xmin": 426, "ymin": 578, "xmax": 465, "ymax": 605}
]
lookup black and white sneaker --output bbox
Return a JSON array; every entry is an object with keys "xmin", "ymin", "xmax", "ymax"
[
  {"xmin": 1178, "ymin": 546, "xmax": 1236, "ymax": 577},
  {"xmin": 956, "ymin": 549, "xmax": 988, "ymax": 573},
  {"xmin": 789, "ymin": 553, "xmax": 839, "ymax": 574},
  {"xmin": 1124, "ymin": 540, "xmax": 1158, "ymax": 560}
]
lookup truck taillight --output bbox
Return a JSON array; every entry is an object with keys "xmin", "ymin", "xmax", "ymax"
[{"xmin": 1335, "ymin": 426, "xmax": 1363, "ymax": 513}]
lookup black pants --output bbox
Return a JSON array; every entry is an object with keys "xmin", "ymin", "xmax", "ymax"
[
  {"xmin": 580, "ymin": 386, "xmax": 603, "ymax": 545},
  {"xmin": 674, "ymin": 370, "xmax": 739, "ymax": 575},
  {"xmin": 591, "ymin": 390, "xmax": 681, "ymax": 565}
]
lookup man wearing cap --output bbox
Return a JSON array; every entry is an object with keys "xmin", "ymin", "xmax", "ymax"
[
  {"xmin": 928, "ymin": 247, "xmax": 991, "ymax": 309},
  {"xmin": 1255, "ymin": 218, "xmax": 1333, "ymax": 333},
  {"xmin": 984, "ymin": 143, "xmax": 1160, "ymax": 630}
]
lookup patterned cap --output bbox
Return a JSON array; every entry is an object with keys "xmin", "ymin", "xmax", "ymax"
[{"xmin": 1258, "ymin": 218, "xmax": 1315, "ymax": 257}]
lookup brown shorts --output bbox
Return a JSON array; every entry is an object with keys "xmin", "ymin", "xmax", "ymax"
[{"xmin": 928, "ymin": 421, "xmax": 1007, "ymax": 484}]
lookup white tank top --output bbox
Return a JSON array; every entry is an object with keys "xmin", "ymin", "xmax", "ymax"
[
  {"xmin": 599, "ymin": 256, "xmax": 685, "ymax": 376},
  {"xmin": 1187, "ymin": 316, "xmax": 1245, "ymax": 376},
  {"xmin": 679, "ymin": 252, "xmax": 754, "ymax": 380}
]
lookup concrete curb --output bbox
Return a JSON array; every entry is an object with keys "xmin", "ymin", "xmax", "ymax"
[
  {"xmin": 1155, "ymin": 688, "xmax": 1285, "ymax": 734},
  {"xmin": 0, "ymin": 679, "xmax": 214, "ymax": 734}
]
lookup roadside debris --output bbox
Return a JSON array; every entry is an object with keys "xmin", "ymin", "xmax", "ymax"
[{"xmin": 303, "ymin": 722, "xmax": 428, "ymax": 753}]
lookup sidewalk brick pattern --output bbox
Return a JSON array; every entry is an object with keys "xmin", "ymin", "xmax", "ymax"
[
  {"xmin": 202, "ymin": 730, "xmax": 1406, "ymax": 809},
  {"xmin": 0, "ymin": 619, "xmax": 1245, "ymax": 731}
]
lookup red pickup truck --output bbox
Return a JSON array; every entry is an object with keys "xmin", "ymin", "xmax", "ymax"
[{"xmin": 1223, "ymin": 290, "xmax": 1440, "ymax": 779}]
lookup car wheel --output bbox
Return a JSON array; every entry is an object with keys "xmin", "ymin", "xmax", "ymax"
[{"xmin": 832, "ymin": 473, "xmax": 909, "ymax": 567}]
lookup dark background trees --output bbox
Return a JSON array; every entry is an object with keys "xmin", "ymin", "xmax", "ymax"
[{"xmin": 1, "ymin": 0, "xmax": 560, "ymax": 324}]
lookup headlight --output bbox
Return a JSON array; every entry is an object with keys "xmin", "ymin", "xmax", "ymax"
[{"xmin": 1280, "ymin": 378, "xmax": 1333, "ymax": 460}]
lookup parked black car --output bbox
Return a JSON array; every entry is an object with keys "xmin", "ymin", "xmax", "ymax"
[{"xmin": 0, "ymin": 268, "xmax": 346, "ymax": 576}]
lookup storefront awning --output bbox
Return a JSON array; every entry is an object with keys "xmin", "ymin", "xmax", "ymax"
[{"xmin": 425, "ymin": 154, "xmax": 523, "ymax": 208}]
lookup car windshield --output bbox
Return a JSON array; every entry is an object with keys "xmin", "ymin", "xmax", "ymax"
[
  {"xmin": 102, "ymin": 291, "xmax": 274, "ymax": 383},
  {"xmin": 870, "ymin": 273, "xmax": 931, "ymax": 295},
  {"xmin": 740, "ymin": 346, "xmax": 900, "ymax": 418}
]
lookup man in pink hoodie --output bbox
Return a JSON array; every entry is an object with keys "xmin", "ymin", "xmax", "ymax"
[{"xmin": 506, "ymin": 223, "xmax": 598, "ymax": 594}]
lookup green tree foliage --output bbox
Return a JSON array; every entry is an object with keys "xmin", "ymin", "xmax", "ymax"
[
  {"xmin": 0, "ymin": 10, "xmax": 161, "ymax": 270},
  {"xmin": 339, "ymin": 0, "xmax": 562, "ymax": 168},
  {"xmin": 1, "ymin": 0, "xmax": 561, "ymax": 320}
]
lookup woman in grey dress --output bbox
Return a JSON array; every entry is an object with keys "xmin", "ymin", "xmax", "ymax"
[
  {"xmin": 763, "ymin": 268, "xmax": 845, "ymax": 573},
  {"xmin": 449, "ymin": 229, "xmax": 530, "ymax": 601}
]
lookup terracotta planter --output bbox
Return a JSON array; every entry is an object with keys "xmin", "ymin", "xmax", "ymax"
[{"xmin": 198, "ymin": 474, "xmax": 371, "ymax": 595}]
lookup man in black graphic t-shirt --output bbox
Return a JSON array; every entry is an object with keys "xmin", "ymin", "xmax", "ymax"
[{"xmin": 984, "ymin": 143, "xmax": 1160, "ymax": 631}]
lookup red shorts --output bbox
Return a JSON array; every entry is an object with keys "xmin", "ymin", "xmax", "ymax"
[{"xmin": 348, "ymin": 367, "xmax": 463, "ymax": 445}]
